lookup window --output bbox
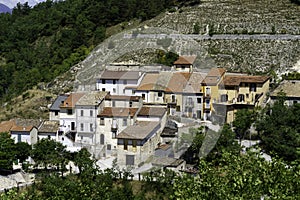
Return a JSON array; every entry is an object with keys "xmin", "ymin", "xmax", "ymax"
[
  {"xmin": 102, "ymin": 88, "xmax": 106, "ymax": 91},
  {"xmin": 54, "ymin": 111, "xmax": 59, "ymax": 116},
  {"xmin": 112, "ymin": 101, "xmax": 116, "ymax": 107},
  {"xmin": 90, "ymin": 110, "xmax": 93, "ymax": 117},
  {"xmin": 90, "ymin": 123, "xmax": 93, "ymax": 132},
  {"xmin": 80, "ymin": 123, "xmax": 84, "ymax": 131},
  {"xmin": 220, "ymin": 94, "xmax": 228, "ymax": 102},
  {"xmin": 246, "ymin": 93, "xmax": 249, "ymax": 98},
  {"xmin": 67, "ymin": 109, "xmax": 73, "ymax": 115},
  {"xmin": 158, "ymin": 91, "xmax": 163, "ymax": 97},
  {"xmin": 123, "ymin": 118, "xmax": 127, "ymax": 126},
  {"xmin": 80, "ymin": 110, "xmax": 84, "ymax": 116},
  {"xmin": 238, "ymin": 94, "xmax": 245, "ymax": 102},
  {"xmin": 18, "ymin": 134, "xmax": 21, "ymax": 143},
  {"xmin": 197, "ymin": 98, "xmax": 202, "ymax": 104},
  {"xmin": 112, "ymin": 131, "xmax": 116, "ymax": 139},
  {"xmin": 123, "ymin": 80, "xmax": 127, "ymax": 85},
  {"xmin": 250, "ymin": 83, "xmax": 257, "ymax": 92},
  {"xmin": 124, "ymin": 140, "xmax": 128, "ymax": 150},
  {"xmin": 113, "ymin": 80, "xmax": 116, "ymax": 84},
  {"xmin": 133, "ymin": 140, "xmax": 137, "ymax": 148},
  {"xmin": 100, "ymin": 118, "xmax": 105, "ymax": 125},
  {"xmin": 129, "ymin": 101, "xmax": 133, "ymax": 107},
  {"xmin": 126, "ymin": 155, "xmax": 134, "ymax": 165},
  {"xmin": 206, "ymin": 87, "xmax": 211, "ymax": 95},
  {"xmin": 142, "ymin": 94, "xmax": 145, "ymax": 100},
  {"xmin": 107, "ymin": 144, "xmax": 112, "ymax": 150},
  {"xmin": 123, "ymin": 89, "xmax": 126, "ymax": 94},
  {"xmin": 113, "ymin": 88, "xmax": 116, "ymax": 93},
  {"xmin": 187, "ymin": 97, "xmax": 193, "ymax": 105},
  {"xmin": 100, "ymin": 134, "xmax": 104, "ymax": 145},
  {"xmin": 102, "ymin": 79, "xmax": 105, "ymax": 84}
]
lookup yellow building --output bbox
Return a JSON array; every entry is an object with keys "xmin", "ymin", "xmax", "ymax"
[
  {"xmin": 213, "ymin": 75, "xmax": 270, "ymax": 124},
  {"xmin": 201, "ymin": 68, "xmax": 226, "ymax": 120}
]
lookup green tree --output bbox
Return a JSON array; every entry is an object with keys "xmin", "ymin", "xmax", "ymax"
[
  {"xmin": 0, "ymin": 132, "xmax": 16, "ymax": 172},
  {"xmin": 73, "ymin": 148, "xmax": 96, "ymax": 175},
  {"xmin": 233, "ymin": 109, "xmax": 256, "ymax": 143},
  {"xmin": 31, "ymin": 138, "xmax": 69, "ymax": 171},
  {"xmin": 15, "ymin": 142, "xmax": 31, "ymax": 163}
]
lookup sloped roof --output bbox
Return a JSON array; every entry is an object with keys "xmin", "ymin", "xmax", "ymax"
[
  {"xmin": 76, "ymin": 91, "xmax": 108, "ymax": 106},
  {"xmin": 166, "ymin": 72, "xmax": 191, "ymax": 93},
  {"xmin": 49, "ymin": 95, "xmax": 69, "ymax": 111},
  {"xmin": 136, "ymin": 73, "xmax": 160, "ymax": 91},
  {"xmin": 60, "ymin": 93, "xmax": 85, "ymax": 108},
  {"xmin": 138, "ymin": 106, "xmax": 167, "ymax": 117},
  {"xmin": 0, "ymin": 120, "xmax": 14, "ymax": 133},
  {"xmin": 38, "ymin": 120, "xmax": 59, "ymax": 133},
  {"xmin": 116, "ymin": 121, "xmax": 160, "ymax": 140},
  {"xmin": 174, "ymin": 55, "xmax": 196, "ymax": 65},
  {"xmin": 10, "ymin": 118, "xmax": 42, "ymax": 132},
  {"xmin": 105, "ymin": 94, "xmax": 141, "ymax": 101},
  {"xmin": 223, "ymin": 75, "xmax": 270, "ymax": 86},
  {"xmin": 183, "ymin": 72, "xmax": 205, "ymax": 93},
  {"xmin": 271, "ymin": 80, "xmax": 300, "ymax": 98},
  {"xmin": 207, "ymin": 68, "xmax": 226, "ymax": 77},
  {"xmin": 98, "ymin": 107, "xmax": 138, "ymax": 117},
  {"xmin": 99, "ymin": 70, "xmax": 140, "ymax": 80}
]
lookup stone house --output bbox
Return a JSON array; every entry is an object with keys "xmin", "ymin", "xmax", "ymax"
[
  {"xmin": 96, "ymin": 70, "xmax": 144, "ymax": 96},
  {"xmin": 213, "ymin": 74, "xmax": 270, "ymax": 124},
  {"xmin": 173, "ymin": 55, "xmax": 196, "ymax": 73},
  {"xmin": 270, "ymin": 80, "xmax": 300, "ymax": 106}
]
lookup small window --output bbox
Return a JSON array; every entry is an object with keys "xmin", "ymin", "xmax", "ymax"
[
  {"xmin": 107, "ymin": 144, "xmax": 111, "ymax": 150},
  {"xmin": 62, "ymin": 137, "xmax": 64, "ymax": 141},
  {"xmin": 80, "ymin": 110, "xmax": 84, "ymax": 116},
  {"xmin": 100, "ymin": 118, "xmax": 105, "ymax": 125},
  {"xmin": 48, "ymin": 135, "xmax": 51, "ymax": 140},
  {"xmin": 90, "ymin": 123, "xmax": 93, "ymax": 132},
  {"xmin": 124, "ymin": 139, "xmax": 128, "ymax": 150},
  {"xmin": 102, "ymin": 79, "xmax": 105, "ymax": 84},
  {"xmin": 123, "ymin": 89, "xmax": 126, "ymax": 94},
  {"xmin": 113, "ymin": 80, "xmax": 116, "ymax": 84},
  {"xmin": 112, "ymin": 131, "xmax": 116, "ymax": 139},
  {"xmin": 113, "ymin": 88, "xmax": 116, "ymax": 93},
  {"xmin": 197, "ymin": 98, "xmax": 201, "ymax": 104},
  {"xmin": 80, "ymin": 123, "xmax": 84, "ymax": 131},
  {"xmin": 220, "ymin": 94, "xmax": 228, "ymax": 102},
  {"xmin": 246, "ymin": 93, "xmax": 249, "ymax": 98},
  {"xmin": 67, "ymin": 109, "xmax": 73, "ymax": 115},
  {"xmin": 123, "ymin": 118, "xmax": 127, "ymax": 126},
  {"xmin": 102, "ymin": 88, "xmax": 106, "ymax": 91},
  {"xmin": 142, "ymin": 94, "xmax": 145, "ymax": 100},
  {"xmin": 133, "ymin": 140, "xmax": 137, "ymax": 148},
  {"xmin": 158, "ymin": 91, "xmax": 163, "ymax": 97},
  {"xmin": 129, "ymin": 101, "xmax": 133, "ymax": 107},
  {"xmin": 100, "ymin": 134, "xmax": 104, "ymax": 145},
  {"xmin": 126, "ymin": 155, "xmax": 134, "ymax": 165},
  {"xmin": 90, "ymin": 110, "xmax": 93, "ymax": 117},
  {"xmin": 54, "ymin": 111, "xmax": 59, "ymax": 116},
  {"xmin": 112, "ymin": 101, "xmax": 116, "ymax": 107}
]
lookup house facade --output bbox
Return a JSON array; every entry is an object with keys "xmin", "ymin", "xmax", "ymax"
[
  {"xmin": 270, "ymin": 80, "xmax": 300, "ymax": 106},
  {"xmin": 96, "ymin": 70, "xmax": 144, "ymax": 96}
]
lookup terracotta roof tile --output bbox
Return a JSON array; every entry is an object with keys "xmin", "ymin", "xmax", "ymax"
[
  {"xmin": 207, "ymin": 68, "xmax": 226, "ymax": 77},
  {"xmin": 166, "ymin": 72, "xmax": 191, "ymax": 93},
  {"xmin": 105, "ymin": 94, "xmax": 141, "ymax": 101},
  {"xmin": 116, "ymin": 121, "xmax": 160, "ymax": 140},
  {"xmin": 98, "ymin": 107, "xmax": 138, "ymax": 117},
  {"xmin": 60, "ymin": 93, "xmax": 85, "ymax": 108},
  {"xmin": 184, "ymin": 72, "xmax": 205, "ymax": 93},
  {"xmin": 137, "ymin": 73, "xmax": 159, "ymax": 90},
  {"xmin": 223, "ymin": 75, "xmax": 270, "ymax": 86},
  {"xmin": 138, "ymin": 106, "xmax": 167, "ymax": 117},
  {"xmin": 174, "ymin": 55, "xmax": 196, "ymax": 65},
  {"xmin": 0, "ymin": 120, "xmax": 14, "ymax": 133}
]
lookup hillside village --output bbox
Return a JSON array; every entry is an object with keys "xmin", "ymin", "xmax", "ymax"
[{"xmin": 2, "ymin": 55, "xmax": 297, "ymax": 170}]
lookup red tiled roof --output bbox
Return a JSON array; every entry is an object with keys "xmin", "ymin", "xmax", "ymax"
[
  {"xmin": 137, "ymin": 73, "xmax": 159, "ymax": 91},
  {"xmin": 166, "ymin": 72, "xmax": 191, "ymax": 93},
  {"xmin": 98, "ymin": 107, "xmax": 138, "ymax": 117},
  {"xmin": 207, "ymin": 68, "xmax": 226, "ymax": 77},
  {"xmin": 60, "ymin": 93, "xmax": 85, "ymax": 108},
  {"xmin": 223, "ymin": 75, "xmax": 270, "ymax": 86},
  {"xmin": 0, "ymin": 120, "xmax": 14, "ymax": 133},
  {"xmin": 138, "ymin": 106, "xmax": 167, "ymax": 117},
  {"xmin": 174, "ymin": 55, "xmax": 196, "ymax": 65}
]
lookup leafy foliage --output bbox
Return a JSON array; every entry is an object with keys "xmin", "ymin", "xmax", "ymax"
[
  {"xmin": 256, "ymin": 99, "xmax": 300, "ymax": 161},
  {"xmin": 0, "ymin": 132, "xmax": 16, "ymax": 171},
  {"xmin": 0, "ymin": 0, "xmax": 195, "ymax": 101}
]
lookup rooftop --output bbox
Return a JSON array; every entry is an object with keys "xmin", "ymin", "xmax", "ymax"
[
  {"xmin": 39, "ymin": 120, "xmax": 59, "ymax": 133},
  {"xmin": 165, "ymin": 72, "xmax": 191, "ymax": 93},
  {"xmin": 223, "ymin": 75, "xmax": 270, "ymax": 86},
  {"xmin": 105, "ymin": 94, "xmax": 141, "ymax": 101},
  {"xmin": 271, "ymin": 80, "xmax": 300, "ymax": 98},
  {"xmin": 99, "ymin": 70, "xmax": 141, "ymax": 80},
  {"xmin": 174, "ymin": 55, "xmax": 196, "ymax": 65},
  {"xmin": 10, "ymin": 118, "xmax": 42, "ymax": 132},
  {"xmin": 60, "ymin": 93, "xmax": 85, "ymax": 108},
  {"xmin": 76, "ymin": 91, "xmax": 108, "ymax": 106},
  {"xmin": 49, "ymin": 95, "xmax": 69, "ymax": 111},
  {"xmin": 184, "ymin": 72, "xmax": 205, "ymax": 93},
  {"xmin": 98, "ymin": 107, "xmax": 138, "ymax": 117},
  {"xmin": 137, "ymin": 106, "xmax": 167, "ymax": 117},
  {"xmin": 116, "ymin": 121, "xmax": 160, "ymax": 140}
]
